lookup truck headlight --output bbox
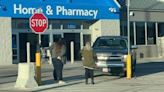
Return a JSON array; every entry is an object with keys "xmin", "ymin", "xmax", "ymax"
[{"xmin": 97, "ymin": 56, "xmax": 108, "ymax": 60}]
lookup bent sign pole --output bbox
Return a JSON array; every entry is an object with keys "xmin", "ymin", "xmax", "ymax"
[{"xmin": 29, "ymin": 12, "xmax": 48, "ymax": 85}]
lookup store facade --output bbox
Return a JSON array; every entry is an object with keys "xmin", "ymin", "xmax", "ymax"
[
  {"xmin": 0, "ymin": 0, "xmax": 120, "ymax": 65},
  {"xmin": 120, "ymin": 0, "xmax": 164, "ymax": 59}
]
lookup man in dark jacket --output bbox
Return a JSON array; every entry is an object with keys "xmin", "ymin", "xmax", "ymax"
[{"xmin": 49, "ymin": 39, "xmax": 66, "ymax": 84}]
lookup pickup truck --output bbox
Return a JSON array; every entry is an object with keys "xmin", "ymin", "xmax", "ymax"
[{"xmin": 92, "ymin": 36, "xmax": 137, "ymax": 76}]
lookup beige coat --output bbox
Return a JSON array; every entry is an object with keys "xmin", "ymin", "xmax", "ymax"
[{"xmin": 81, "ymin": 48, "xmax": 96, "ymax": 69}]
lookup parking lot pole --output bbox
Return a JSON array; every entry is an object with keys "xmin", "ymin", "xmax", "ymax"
[
  {"xmin": 35, "ymin": 50, "xmax": 41, "ymax": 85},
  {"xmin": 126, "ymin": 54, "xmax": 131, "ymax": 79},
  {"xmin": 35, "ymin": 34, "xmax": 42, "ymax": 85},
  {"xmin": 27, "ymin": 42, "xmax": 30, "ymax": 64},
  {"xmin": 70, "ymin": 41, "xmax": 74, "ymax": 64},
  {"xmin": 127, "ymin": 0, "xmax": 132, "ymax": 79}
]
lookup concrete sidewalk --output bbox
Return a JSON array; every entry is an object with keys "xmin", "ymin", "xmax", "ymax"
[
  {"xmin": 0, "ymin": 61, "xmax": 84, "ymax": 92},
  {"xmin": 0, "ymin": 58, "xmax": 164, "ymax": 92}
]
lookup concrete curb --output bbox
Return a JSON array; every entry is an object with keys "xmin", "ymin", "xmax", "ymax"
[{"xmin": 0, "ymin": 80, "xmax": 84, "ymax": 92}]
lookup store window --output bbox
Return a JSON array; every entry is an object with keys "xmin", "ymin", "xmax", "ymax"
[
  {"xmin": 120, "ymin": 21, "xmax": 127, "ymax": 36},
  {"xmin": 62, "ymin": 20, "xmax": 81, "ymax": 29},
  {"xmin": 136, "ymin": 22, "xmax": 145, "ymax": 45},
  {"xmin": 83, "ymin": 23, "xmax": 90, "ymax": 29},
  {"xmin": 50, "ymin": 20, "xmax": 61, "ymax": 29},
  {"xmin": 83, "ymin": 34, "xmax": 91, "ymax": 45},
  {"xmin": 12, "ymin": 19, "xmax": 17, "ymax": 29},
  {"xmin": 52, "ymin": 23, "xmax": 61, "ymax": 29},
  {"xmin": 147, "ymin": 22, "xmax": 156, "ymax": 44},
  {"xmin": 158, "ymin": 23, "xmax": 164, "ymax": 37},
  {"xmin": 63, "ymin": 23, "xmax": 81, "ymax": 29},
  {"xmin": 14, "ymin": 19, "xmax": 29, "ymax": 29},
  {"xmin": 120, "ymin": 22, "xmax": 134, "ymax": 45},
  {"xmin": 130, "ymin": 22, "xmax": 134, "ymax": 45},
  {"xmin": 53, "ymin": 34, "xmax": 62, "ymax": 42},
  {"xmin": 12, "ymin": 35, "xmax": 17, "ymax": 48},
  {"xmin": 12, "ymin": 34, "xmax": 18, "ymax": 61},
  {"xmin": 82, "ymin": 21, "xmax": 95, "ymax": 29}
]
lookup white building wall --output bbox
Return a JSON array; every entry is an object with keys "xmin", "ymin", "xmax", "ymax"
[
  {"xmin": 90, "ymin": 20, "xmax": 102, "ymax": 45},
  {"xmin": 90, "ymin": 19, "xmax": 120, "ymax": 45},
  {"xmin": 157, "ymin": 37, "xmax": 164, "ymax": 57},
  {"xmin": 101, "ymin": 19, "xmax": 120, "ymax": 36},
  {"xmin": 0, "ymin": 17, "xmax": 12, "ymax": 65}
]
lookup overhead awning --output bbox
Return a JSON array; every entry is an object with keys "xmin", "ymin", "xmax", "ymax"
[{"xmin": 0, "ymin": 0, "xmax": 120, "ymax": 19}]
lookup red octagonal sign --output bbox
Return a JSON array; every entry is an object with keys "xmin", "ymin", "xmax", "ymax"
[{"xmin": 29, "ymin": 13, "xmax": 48, "ymax": 34}]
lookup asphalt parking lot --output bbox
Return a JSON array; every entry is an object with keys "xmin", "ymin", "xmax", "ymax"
[{"xmin": 0, "ymin": 58, "xmax": 164, "ymax": 92}]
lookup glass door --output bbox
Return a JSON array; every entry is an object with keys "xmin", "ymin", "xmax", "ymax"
[
  {"xmin": 53, "ymin": 34, "xmax": 62, "ymax": 42},
  {"xmin": 64, "ymin": 33, "xmax": 80, "ymax": 60},
  {"xmin": 41, "ymin": 34, "xmax": 50, "ymax": 47},
  {"xmin": 19, "ymin": 33, "xmax": 38, "ymax": 62}
]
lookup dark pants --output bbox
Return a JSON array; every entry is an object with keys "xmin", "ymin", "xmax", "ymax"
[
  {"xmin": 52, "ymin": 58, "xmax": 64, "ymax": 81},
  {"xmin": 85, "ymin": 68, "xmax": 94, "ymax": 84}
]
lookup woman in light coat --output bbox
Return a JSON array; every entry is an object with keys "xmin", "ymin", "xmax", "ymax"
[{"xmin": 81, "ymin": 42, "xmax": 97, "ymax": 84}]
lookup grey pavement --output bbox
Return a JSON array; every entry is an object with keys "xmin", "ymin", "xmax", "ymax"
[{"xmin": 0, "ymin": 58, "xmax": 164, "ymax": 92}]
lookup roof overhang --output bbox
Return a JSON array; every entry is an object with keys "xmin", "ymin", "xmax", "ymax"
[
  {"xmin": 0, "ymin": 0, "xmax": 120, "ymax": 19},
  {"xmin": 114, "ymin": 0, "xmax": 121, "ymax": 8}
]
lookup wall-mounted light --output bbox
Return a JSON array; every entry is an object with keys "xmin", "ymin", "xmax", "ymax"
[{"xmin": 129, "ymin": 11, "xmax": 134, "ymax": 16}]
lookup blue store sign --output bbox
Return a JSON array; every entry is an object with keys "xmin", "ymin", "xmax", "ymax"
[{"xmin": 0, "ymin": 0, "xmax": 120, "ymax": 19}]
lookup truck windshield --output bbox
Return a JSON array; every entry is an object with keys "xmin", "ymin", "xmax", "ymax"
[{"xmin": 93, "ymin": 38, "xmax": 127, "ymax": 49}]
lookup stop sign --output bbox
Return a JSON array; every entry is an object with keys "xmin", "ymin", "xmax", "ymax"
[{"xmin": 29, "ymin": 13, "xmax": 48, "ymax": 34}]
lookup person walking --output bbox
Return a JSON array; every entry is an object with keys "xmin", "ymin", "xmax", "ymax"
[
  {"xmin": 49, "ymin": 39, "xmax": 66, "ymax": 84},
  {"xmin": 81, "ymin": 42, "xmax": 97, "ymax": 84}
]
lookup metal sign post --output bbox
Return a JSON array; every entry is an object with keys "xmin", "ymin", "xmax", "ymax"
[
  {"xmin": 29, "ymin": 12, "xmax": 48, "ymax": 85},
  {"xmin": 126, "ymin": 0, "xmax": 132, "ymax": 80}
]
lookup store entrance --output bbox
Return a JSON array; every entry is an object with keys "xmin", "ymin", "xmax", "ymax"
[
  {"xmin": 19, "ymin": 33, "xmax": 38, "ymax": 62},
  {"xmin": 64, "ymin": 33, "xmax": 81, "ymax": 61}
]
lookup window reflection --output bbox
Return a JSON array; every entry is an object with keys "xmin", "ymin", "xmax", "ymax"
[
  {"xmin": 136, "ymin": 22, "xmax": 145, "ymax": 45},
  {"xmin": 147, "ymin": 22, "xmax": 156, "ymax": 44},
  {"xmin": 158, "ymin": 23, "xmax": 164, "ymax": 37},
  {"xmin": 83, "ymin": 34, "xmax": 91, "ymax": 46},
  {"xmin": 130, "ymin": 22, "xmax": 134, "ymax": 45},
  {"xmin": 49, "ymin": 20, "xmax": 61, "ymax": 29},
  {"xmin": 12, "ymin": 35, "xmax": 17, "ymax": 48},
  {"xmin": 13, "ymin": 19, "xmax": 29, "ymax": 29},
  {"xmin": 120, "ymin": 21, "xmax": 127, "ymax": 36},
  {"xmin": 41, "ymin": 35, "xmax": 49, "ymax": 47},
  {"xmin": 53, "ymin": 34, "xmax": 61, "ymax": 42}
]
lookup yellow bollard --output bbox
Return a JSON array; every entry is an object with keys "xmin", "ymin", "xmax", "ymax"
[
  {"xmin": 35, "ymin": 52, "xmax": 41, "ymax": 85},
  {"xmin": 126, "ymin": 54, "xmax": 131, "ymax": 79}
]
